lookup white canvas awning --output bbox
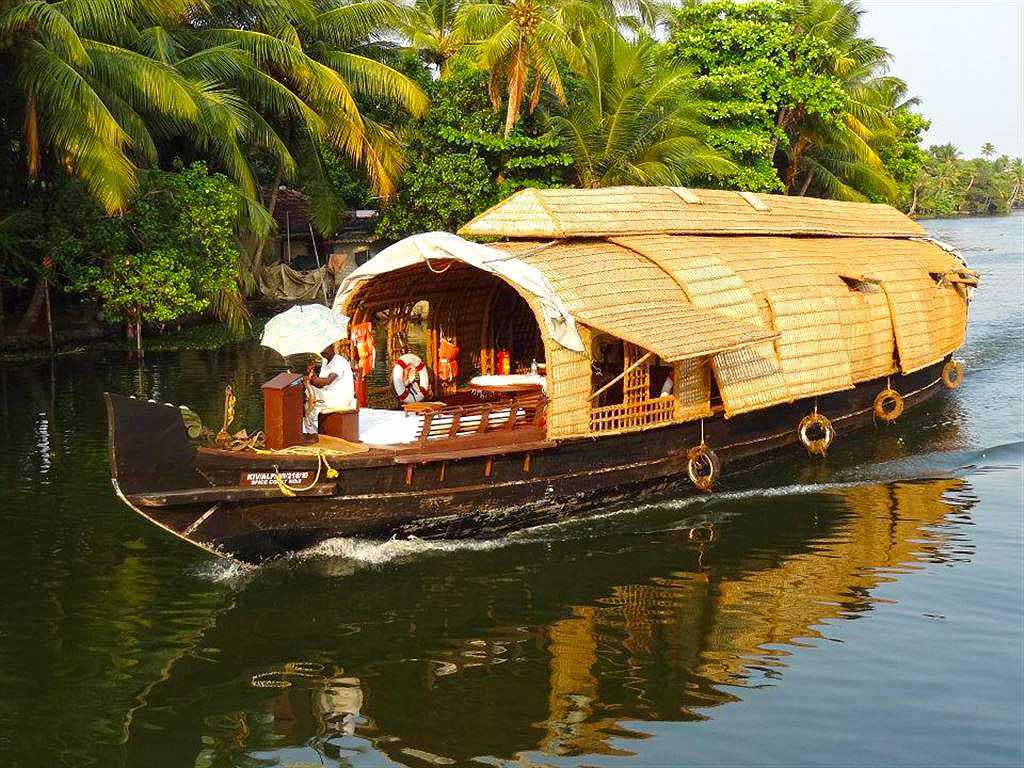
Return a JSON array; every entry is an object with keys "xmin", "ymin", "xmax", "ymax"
[{"xmin": 333, "ymin": 231, "xmax": 585, "ymax": 352}]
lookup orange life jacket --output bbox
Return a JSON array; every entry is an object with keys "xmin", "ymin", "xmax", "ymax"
[{"xmin": 438, "ymin": 336, "xmax": 459, "ymax": 382}]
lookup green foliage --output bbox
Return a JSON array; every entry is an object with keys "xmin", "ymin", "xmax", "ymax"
[
  {"xmin": 669, "ymin": 0, "xmax": 847, "ymax": 192},
  {"xmin": 378, "ymin": 67, "xmax": 571, "ymax": 237},
  {"xmin": 872, "ymin": 110, "xmax": 929, "ymax": 206},
  {"xmin": 551, "ymin": 29, "xmax": 732, "ymax": 187},
  {"xmin": 909, "ymin": 146, "xmax": 1023, "ymax": 217},
  {"xmin": 53, "ymin": 163, "xmax": 242, "ymax": 329}
]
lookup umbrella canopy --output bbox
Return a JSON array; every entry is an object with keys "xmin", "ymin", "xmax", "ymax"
[{"xmin": 261, "ymin": 304, "xmax": 348, "ymax": 359}]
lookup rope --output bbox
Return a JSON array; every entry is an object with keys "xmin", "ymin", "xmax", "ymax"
[
  {"xmin": 274, "ymin": 455, "xmax": 323, "ymax": 497},
  {"xmin": 228, "ymin": 430, "xmax": 264, "ymax": 451},
  {"xmin": 424, "ymin": 257, "xmax": 454, "ymax": 274},
  {"xmin": 272, "ymin": 451, "xmax": 339, "ymax": 495}
]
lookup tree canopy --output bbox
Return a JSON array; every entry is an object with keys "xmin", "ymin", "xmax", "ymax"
[{"xmin": 0, "ymin": 0, "xmax": 1018, "ymax": 344}]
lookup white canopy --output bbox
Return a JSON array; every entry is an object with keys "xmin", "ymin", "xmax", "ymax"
[{"xmin": 332, "ymin": 231, "xmax": 585, "ymax": 352}]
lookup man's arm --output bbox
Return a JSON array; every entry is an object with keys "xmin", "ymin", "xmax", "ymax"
[{"xmin": 310, "ymin": 372, "xmax": 338, "ymax": 387}]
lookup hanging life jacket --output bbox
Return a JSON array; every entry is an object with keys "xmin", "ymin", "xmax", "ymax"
[
  {"xmin": 351, "ymin": 322, "xmax": 376, "ymax": 377},
  {"xmin": 438, "ymin": 336, "xmax": 459, "ymax": 383}
]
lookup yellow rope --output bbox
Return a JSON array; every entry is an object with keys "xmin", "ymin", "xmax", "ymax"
[
  {"xmin": 274, "ymin": 455, "xmax": 323, "ymax": 497},
  {"xmin": 272, "ymin": 451, "xmax": 339, "ymax": 496}
]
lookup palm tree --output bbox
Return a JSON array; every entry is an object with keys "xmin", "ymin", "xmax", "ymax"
[
  {"xmin": 930, "ymin": 143, "xmax": 961, "ymax": 165},
  {"xmin": 549, "ymin": 30, "xmax": 732, "ymax": 187},
  {"xmin": 780, "ymin": 0, "xmax": 903, "ymax": 200},
  {"xmin": 0, "ymin": 0, "xmax": 427, "ymax": 329},
  {"xmin": 456, "ymin": 0, "xmax": 591, "ymax": 136},
  {"xmin": 1006, "ymin": 157, "xmax": 1023, "ymax": 208},
  {"xmin": 0, "ymin": 0, "xmax": 212, "ymax": 213},
  {"xmin": 981, "ymin": 141, "xmax": 996, "ymax": 158},
  {"xmin": 399, "ymin": 0, "xmax": 467, "ymax": 74}
]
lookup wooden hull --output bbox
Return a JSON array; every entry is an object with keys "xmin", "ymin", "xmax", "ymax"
[{"xmin": 106, "ymin": 359, "xmax": 952, "ymax": 564}]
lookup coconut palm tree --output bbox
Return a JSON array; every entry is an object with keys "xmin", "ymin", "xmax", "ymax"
[
  {"xmin": 549, "ymin": 30, "xmax": 732, "ymax": 187},
  {"xmin": 456, "ymin": 0, "xmax": 593, "ymax": 136},
  {"xmin": 0, "ymin": 0, "xmax": 427, "ymax": 329},
  {"xmin": 981, "ymin": 141, "xmax": 996, "ymax": 158},
  {"xmin": 778, "ymin": 0, "xmax": 907, "ymax": 201},
  {"xmin": 399, "ymin": 0, "xmax": 467, "ymax": 74}
]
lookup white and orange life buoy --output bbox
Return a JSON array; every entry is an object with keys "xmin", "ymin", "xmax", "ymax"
[{"xmin": 392, "ymin": 353, "xmax": 429, "ymax": 403}]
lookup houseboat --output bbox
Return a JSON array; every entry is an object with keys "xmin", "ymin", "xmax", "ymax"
[{"xmin": 105, "ymin": 187, "xmax": 978, "ymax": 563}]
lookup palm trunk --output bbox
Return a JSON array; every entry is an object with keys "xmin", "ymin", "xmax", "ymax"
[
  {"xmin": 798, "ymin": 172, "xmax": 813, "ymax": 196},
  {"xmin": 135, "ymin": 308, "xmax": 143, "ymax": 359},
  {"xmin": 503, "ymin": 41, "xmax": 527, "ymax": 138},
  {"xmin": 768, "ymin": 108, "xmax": 789, "ymax": 162},
  {"xmin": 43, "ymin": 276, "xmax": 54, "ymax": 356},
  {"xmin": 16, "ymin": 276, "xmax": 47, "ymax": 335},
  {"xmin": 252, "ymin": 163, "xmax": 286, "ymax": 272}
]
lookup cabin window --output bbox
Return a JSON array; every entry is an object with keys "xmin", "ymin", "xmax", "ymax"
[
  {"xmin": 840, "ymin": 275, "xmax": 869, "ymax": 291},
  {"xmin": 589, "ymin": 337, "xmax": 676, "ymax": 433}
]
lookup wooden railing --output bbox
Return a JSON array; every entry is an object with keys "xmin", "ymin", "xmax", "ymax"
[
  {"xmin": 589, "ymin": 395, "xmax": 676, "ymax": 434},
  {"xmin": 415, "ymin": 394, "xmax": 546, "ymax": 445}
]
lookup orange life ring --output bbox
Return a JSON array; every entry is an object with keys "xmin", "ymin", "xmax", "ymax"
[
  {"xmin": 686, "ymin": 444, "xmax": 721, "ymax": 492},
  {"xmin": 942, "ymin": 359, "xmax": 964, "ymax": 390},
  {"xmin": 798, "ymin": 412, "xmax": 834, "ymax": 456},
  {"xmin": 873, "ymin": 388, "xmax": 904, "ymax": 422},
  {"xmin": 392, "ymin": 353, "xmax": 429, "ymax": 403}
]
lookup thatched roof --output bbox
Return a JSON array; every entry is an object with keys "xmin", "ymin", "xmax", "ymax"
[
  {"xmin": 501, "ymin": 240, "xmax": 778, "ymax": 363},
  {"xmin": 497, "ymin": 231, "xmax": 968, "ymax": 417},
  {"xmin": 459, "ymin": 186, "xmax": 928, "ymax": 239}
]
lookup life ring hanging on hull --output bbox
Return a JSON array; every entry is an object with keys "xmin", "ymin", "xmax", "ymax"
[
  {"xmin": 798, "ymin": 412, "xmax": 834, "ymax": 456},
  {"xmin": 942, "ymin": 359, "xmax": 965, "ymax": 390},
  {"xmin": 873, "ymin": 388, "xmax": 904, "ymax": 422},
  {"xmin": 392, "ymin": 353, "xmax": 429, "ymax": 403},
  {"xmin": 686, "ymin": 444, "xmax": 721, "ymax": 492}
]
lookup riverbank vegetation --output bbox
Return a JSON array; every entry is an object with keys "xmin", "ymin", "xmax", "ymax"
[{"xmin": 0, "ymin": 0, "xmax": 1019, "ymax": 351}]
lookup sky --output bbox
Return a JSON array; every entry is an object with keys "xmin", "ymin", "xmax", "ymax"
[{"xmin": 857, "ymin": 0, "xmax": 1024, "ymax": 159}]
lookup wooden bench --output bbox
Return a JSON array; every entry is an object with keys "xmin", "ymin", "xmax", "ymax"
[{"xmin": 414, "ymin": 393, "xmax": 546, "ymax": 446}]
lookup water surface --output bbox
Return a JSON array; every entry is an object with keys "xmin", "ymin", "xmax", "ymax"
[{"xmin": 0, "ymin": 215, "xmax": 1021, "ymax": 767}]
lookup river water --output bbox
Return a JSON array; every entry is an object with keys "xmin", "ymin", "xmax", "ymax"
[{"xmin": 0, "ymin": 215, "xmax": 1021, "ymax": 767}]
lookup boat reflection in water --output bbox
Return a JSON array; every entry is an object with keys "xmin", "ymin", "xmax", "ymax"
[{"xmin": 124, "ymin": 475, "xmax": 978, "ymax": 766}]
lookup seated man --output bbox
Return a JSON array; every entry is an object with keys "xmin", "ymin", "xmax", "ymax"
[{"xmin": 303, "ymin": 343, "xmax": 356, "ymax": 435}]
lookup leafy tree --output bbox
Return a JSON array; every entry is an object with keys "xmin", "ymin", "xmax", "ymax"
[
  {"xmin": 378, "ymin": 66, "xmax": 571, "ymax": 236},
  {"xmin": 981, "ymin": 141, "xmax": 996, "ymax": 158},
  {"xmin": 669, "ymin": 0, "xmax": 846, "ymax": 192},
  {"xmin": 456, "ymin": 0, "xmax": 590, "ymax": 136},
  {"xmin": 551, "ymin": 29, "xmax": 731, "ymax": 187},
  {"xmin": 52, "ymin": 163, "xmax": 244, "ymax": 351},
  {"xmin": 669, "ymin": 0, "xmax": 909, "ymax": 201}
]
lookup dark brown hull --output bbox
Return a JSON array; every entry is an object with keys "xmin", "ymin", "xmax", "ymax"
[{"xmin": 106, "ymin": 359, "xmax": 952, "ymax": 564}]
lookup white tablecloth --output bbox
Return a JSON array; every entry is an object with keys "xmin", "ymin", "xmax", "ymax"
[
  {"xmin": 358, "ymin": 408, "xmax": 421, "ymax": 445},
  {"xmin": 468, "ymin": 374, "xmax": 547, "ymax": 392}
]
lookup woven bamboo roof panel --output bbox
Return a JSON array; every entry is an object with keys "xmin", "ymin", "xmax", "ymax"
[
  {"xmin": 612, "ymin": 235, "xmax": 791, "ymax": 415},
  {"xmin": 501, "ymin": 240, "xmax": 777, "ymax": 363},
  {"xmin": 460, "ymin": 187, "xmax": 927, "ymax": 239}
]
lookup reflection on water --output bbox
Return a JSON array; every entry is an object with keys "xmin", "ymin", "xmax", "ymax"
[
  {"xmin": 116, "ymin": 477, "xmax": 981, "ymax": 767},
  {"xmin": 0, "ymin": 214, "xmax": 1021, "ymax": 767}
]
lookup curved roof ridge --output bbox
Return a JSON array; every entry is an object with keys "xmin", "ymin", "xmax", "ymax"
[{"xmin": 459, "ymin": 186, "xmax": 926, "ymax": 239}]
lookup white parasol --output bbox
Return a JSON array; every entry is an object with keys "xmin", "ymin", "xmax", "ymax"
[{"xmin": 261, "ymin": 304, "xmax": 349, "ymax": 359}]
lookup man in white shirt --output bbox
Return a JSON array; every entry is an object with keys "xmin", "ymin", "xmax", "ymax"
[{"xmin": 303, "ymin": 343, "xmax": 356, "ymax": 435}]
